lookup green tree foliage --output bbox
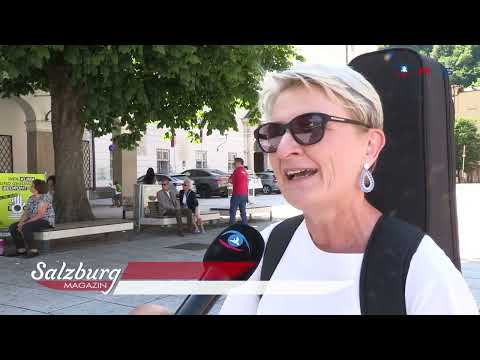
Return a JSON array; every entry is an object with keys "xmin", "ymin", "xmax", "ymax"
[
  {"xmin": 0, "ymin": 45, "xmax": 301, "ymax": 146},
  {"xmin": 455, "ymin": 118, "xmax": 480, "ymax": 174},
  {"xmin": 0, "ymin": 45, "xmax": 302, "ymax": 222}
]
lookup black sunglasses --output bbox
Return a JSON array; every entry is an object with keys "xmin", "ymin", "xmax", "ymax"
[
  {"xmin": 254, "ymin": 112, "xmax": 370, "ymax": 154},
  {"xmin": 161, "ymin": 183, "xmax": 169, "ymax": 186}
]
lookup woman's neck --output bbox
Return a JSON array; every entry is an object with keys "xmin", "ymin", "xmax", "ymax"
[{"xmin": 303, "ymin": 196, "xmax": 382, "ymax": 254}]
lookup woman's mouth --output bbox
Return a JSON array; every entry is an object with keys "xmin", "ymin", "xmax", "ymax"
[{"xmin": 284, "ymin": 168, "xmax": 319, "ymax": 181}]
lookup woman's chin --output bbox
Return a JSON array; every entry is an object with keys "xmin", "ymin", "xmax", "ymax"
[{"xmin": 282, "ymin": 190, "xmax": 319, "ymax": 210}]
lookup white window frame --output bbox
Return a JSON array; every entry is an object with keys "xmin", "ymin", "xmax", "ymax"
[
  {"xmin": 157, "ymin": 148, "xmax": 170, "ymax": 174},
  {"xmin": 195, "ymin": 151, "xmax": 207, "ymax": 169}
]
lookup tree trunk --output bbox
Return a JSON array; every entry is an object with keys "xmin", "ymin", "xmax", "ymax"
[{"xmin": 48, "ymin": 63, "xmax": 94, "ymax": 223}]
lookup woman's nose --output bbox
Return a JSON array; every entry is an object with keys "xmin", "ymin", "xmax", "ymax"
[{"xmin": 275, "ymin": 130, "xmax": 304, "ymax": 159}]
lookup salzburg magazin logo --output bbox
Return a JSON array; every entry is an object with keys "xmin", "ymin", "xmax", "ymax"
[{"xmin": 32, "ymin": 262, "xmax": 122, "ymax": 294}]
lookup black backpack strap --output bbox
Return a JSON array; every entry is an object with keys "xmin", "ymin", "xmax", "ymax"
[
  {"xmin": 260, "ymin": 215, "xmax": 305, "ymax": 284},
  {"xmin": 360, "ymin": 215, "xmax": 425, "ymax": 315}
]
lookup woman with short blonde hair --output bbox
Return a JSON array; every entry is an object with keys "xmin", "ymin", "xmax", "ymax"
[
  {"xmin": 219, "ymin": 63, "xmax": 477, "ymax": 315},
  {"xmin": 179, "ymin": 178, "xmax": 204, "ymax": 234},
  {"xmin": 130, "ymin": 63, "xmax": 478, "ymax": 315}
]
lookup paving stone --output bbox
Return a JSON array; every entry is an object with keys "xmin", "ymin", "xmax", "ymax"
[
  {"xmin": 50, "ymin": 300, "xmax": 134, "ymax": 315},
  {"xmin": 0, "ymin": 284, "xmax": 91, "ymax": 313},
  {"xmin": 146, "ymin": 296, "xmax": 188, "ymax": 313},
  {"xmin": 89, "ymin": 294, "xmax": 160, "ymax": 307},
  {"xmin": 0, "ymin": 304, "xmax": 46, "ymax": 315}
]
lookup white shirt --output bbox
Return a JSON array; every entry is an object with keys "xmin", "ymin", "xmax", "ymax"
[
  {"xmin": 183, "ymin": 191, "xmax": 188, "ymax": 207},
  {"xmin": 220, "ymin": 220, "xmax": 479, "ymax": 315}
]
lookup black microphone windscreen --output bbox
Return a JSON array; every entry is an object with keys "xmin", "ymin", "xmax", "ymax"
[
  {"xmin": 202, "ymin": 223, "xmax": 265, "ymax": 280},
  {"xmin": 174, "ymin": 224, "xmax": 265, "ymax": 315}
]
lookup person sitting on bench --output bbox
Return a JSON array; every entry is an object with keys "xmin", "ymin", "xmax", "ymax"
[
  {"xmin": 179, "ymin": 178, "xmax": 205, "ymax": 234},
  {"xmin": 113, "ymin": 181, "xmax": 122, "ymax": 207},
  {"xmin": 47, "ymin": 175, "xmax": 55, "ymax": 202},
  {"xmin": 157, "ymin": 179, "xmax": 193, "ymax": 237},
  {"xmin": 7, "ymin": 179, "xmax": 55, "ymax": 258}
]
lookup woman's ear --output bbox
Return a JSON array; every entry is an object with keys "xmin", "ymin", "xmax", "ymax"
[{"xmin": 366, "ymin": 129, "xmax": 386, "ymax": 167}]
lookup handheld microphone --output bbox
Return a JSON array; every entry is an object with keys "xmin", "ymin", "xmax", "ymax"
[{"xmin": 174, "ymin": 223, "xmax": 265, "ymax": 315}]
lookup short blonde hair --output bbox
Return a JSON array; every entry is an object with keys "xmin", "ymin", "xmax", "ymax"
[{"xmin": 258, "ymin": 63, "xmax": 384, "ymax": 129}]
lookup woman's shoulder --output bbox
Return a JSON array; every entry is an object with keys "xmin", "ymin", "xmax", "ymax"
[
  {"xmin": 411, "ymin": 235, "xmax": 454, "ymax": 269},
  {"xmin": 383, "ymin": 216, "xmax": 458, "ymax": 277},
  {"xmin": 410, "ymin": 235, "xmax": 465, "ymax": 279},
  {"xmin": 259, "ymin": 220, "xmax": 297, "ymax": 246},
  {"xmin": 406, "ymin": 235, "xmax": 478, "ymax": 314}
]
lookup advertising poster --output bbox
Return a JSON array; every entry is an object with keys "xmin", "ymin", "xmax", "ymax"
[{"xmin": 0, "ymin": 173, "xmax": 46, "ymax": 229}]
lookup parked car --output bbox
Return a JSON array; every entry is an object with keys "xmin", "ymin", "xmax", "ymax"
[
  {"xmin": 181, "ymin": 169, "xmax": 230, "ymax": 198},
  {"xmin": 256, "ymin": 172, "xmax": 280, "ymax": 194},
  {"xmin": 137, "ymin": 174, "xmax": 196, "ymax": 194}
]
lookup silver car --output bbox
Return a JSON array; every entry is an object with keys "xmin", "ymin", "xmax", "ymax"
[{"xmin": 256, "ymin": 172, "xmax": 280, "ymax": 194}]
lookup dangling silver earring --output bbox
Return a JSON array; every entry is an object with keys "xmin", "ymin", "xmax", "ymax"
[{"xmin": 360, "ymin": 162, "xmax": 375, "ymax": 193}]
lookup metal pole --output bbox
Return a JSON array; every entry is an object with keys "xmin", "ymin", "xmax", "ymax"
[{"xmin": 462, "ymin": 144, "xmax": 466, "ymax": 182}]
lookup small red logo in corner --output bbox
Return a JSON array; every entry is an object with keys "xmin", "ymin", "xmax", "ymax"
[{"xmin": 418, "ymin": 67, "xmax": 431, "ymax": 76}]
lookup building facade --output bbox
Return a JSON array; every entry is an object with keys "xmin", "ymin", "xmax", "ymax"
[
  {"xmin": 453, "ymin": 86, "xmax": 480, "ymax": 121},
  {"xmin": 453, "ymin": 86, "xmax": 480, "ymax": 182},
  {"xmin": 0, "ymin": 92, "xmax": 268, "ymax": 197},
  {"xmin": 0, "ymin": 92, "xmax": 93, "ymax": 183},
  {"xmin": 93, "ymin": 108, "xmax": 264, "ymax": 188}
]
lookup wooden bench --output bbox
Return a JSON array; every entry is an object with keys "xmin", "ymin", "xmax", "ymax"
[
  {"xmin": 89, "ymin": 187, "xmax": 114, "ymax": 200},
  {"xmin": 33, "ymin": 219, "xmax": 134, "ymax": 250},
  {"xmin": 210, "ymin": 205, "xmax": 273, "ymax": 221},
  {"xmin": 141, "ymin": 211, "xmax": 221, "ymax": 226},
  {"xmin": 137, "ymin": 201, "xmax": 221, "ymax": 231}
]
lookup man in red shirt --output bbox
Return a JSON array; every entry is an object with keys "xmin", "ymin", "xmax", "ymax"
[{"xmin": 229, "ymin": 157, "xmax": 249, "ymax": 225}]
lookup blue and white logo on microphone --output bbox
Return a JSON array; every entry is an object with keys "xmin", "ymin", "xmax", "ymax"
[
  {"xmin": 221, "ymin": 230, "xmax": 251, "ymax": 253},
  {"xmin": 227, "ymin": 232, "xmax": 244, "ymax": 248}
]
